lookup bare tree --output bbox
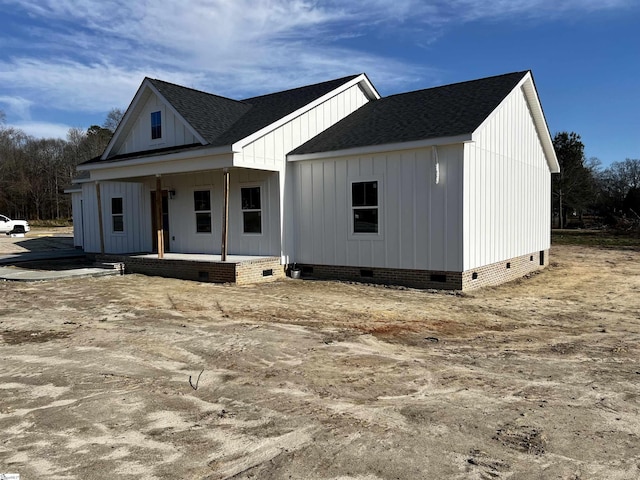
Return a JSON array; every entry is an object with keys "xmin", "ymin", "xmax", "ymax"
[{"xmin": 102, "ymin": 107, "xmax": 124, "ymax": 133}]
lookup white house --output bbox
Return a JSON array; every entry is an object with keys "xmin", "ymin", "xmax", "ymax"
[{"xmin": 73, "ymin": 70, "xmax": 559, "ymax": 290}]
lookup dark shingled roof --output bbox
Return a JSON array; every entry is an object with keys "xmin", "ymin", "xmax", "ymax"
[
  {"xmin": 148, "ymin": 74, "xmax": 360, "ymax": 147},
  {"xmin": 148, "ymin": 79, "xmax": 251, "ymax": 144},
  {"xmin": 215, "ymin": 74, "xmax": 361, "ymax": 145},
  {"xmin": 84, "ymin": 74, "xmax": 361, "ymax": 165},
  {"xmin": 290, "ymin": 71, "xmax": 529, "ymax": 155}
]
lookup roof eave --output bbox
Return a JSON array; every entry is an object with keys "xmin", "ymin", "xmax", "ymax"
[
  {"xmin": 287, "ymin": 134, "xmax": 473, "ymax": 162},
  {"xmin": 520, "ymin": 73, "xmax": 560, "ymax": 173},
  {"xmin": 79, "ymin": 144, "xmax": 236, "ymax": 172}
]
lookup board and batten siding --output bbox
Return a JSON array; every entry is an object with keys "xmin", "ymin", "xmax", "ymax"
[
  {"xmin": 81, "ymin": 181, "xmax": 151, "ymax": 254},
  {"xmin": 165, "ymin": 170, "xmax": 280, "ymax": 256},
  {"xmin": 236, "ymin": 83, "xmax": 370, "ymax": 170},
  {"xmin": 463, "ymin": 86, "xmax": 551, "ymax": 271},
  {"xmin": 291, "ymin": 145, "xmax": 464, "ymax": 271},
  {"xmin": 70, "ymin": 191, "xmax": 84, "ymax": 248},
  {"xmin": 116, "ymin": 92, "xmax": 198, "ymax": 156}
]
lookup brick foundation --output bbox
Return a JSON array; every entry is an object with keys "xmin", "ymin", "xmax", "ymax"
[
  {"xmin": 294, "ymin": 249, "xmax": 549, "ymax": 291},
  {"xmin": 93, "ymin": 254, "xmax": 285, "ymax": 285},
  {"xmin": 461, "ymin": 249, "xmax": 549, "ymax": 290}
]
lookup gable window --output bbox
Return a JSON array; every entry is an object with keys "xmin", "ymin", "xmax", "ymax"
[
  {"xmin": 352, "ymin": 181, "xmax": 378, "ymax": 233},
  {"xmin": 241, "ymin": 186, "xmax": 262, "ymax": 234},
  {"xmin": 194, "ymin": 190, "xmax": 212, "ymax": 233},
  {"xmin": 151, "ymin": 111, "xmax": 162, "ymax": 140},
  {"xmin": 111, "ymin": 197, "xmax": 124, "ymax": 233}
]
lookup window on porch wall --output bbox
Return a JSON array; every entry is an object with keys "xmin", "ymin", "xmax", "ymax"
[
  {"xmin": 111, "ymin": 197, "xmax": 124, "ymax": 232},
  {"xmin": 241, "ymin": 186, "xmax": 262, "ymax": 234},
  {"xmin": 194, "ymin": 190, "xmax": 212, "ymax": 233}
]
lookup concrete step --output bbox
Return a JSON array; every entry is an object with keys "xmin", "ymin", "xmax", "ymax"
[{"xmin": 94, "ymin": 262, "xmax": 125, "ymax": 271}]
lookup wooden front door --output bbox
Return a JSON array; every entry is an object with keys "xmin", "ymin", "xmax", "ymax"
[{"xmin": 151, "ymin": 190, "xmax": 170, "ymax": 253}]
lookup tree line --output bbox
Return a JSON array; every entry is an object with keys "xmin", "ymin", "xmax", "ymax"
[
  {"xmin": 552, "ymin": 131, "xmax": 640, "ymax": 230},
  {"xmin": 0, "ymin": 110, "xmax": 637, "ymax": 230},
  {"xmin": 0, "ymin": 109, "xmax": 122, "ymax": 221}
]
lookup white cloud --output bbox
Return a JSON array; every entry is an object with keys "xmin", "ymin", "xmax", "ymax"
[
  {"xmin": 9, "ymin": 121, "xmax": 72, "ymax": 139},
  {"xmin": 0, "ymin": 58, "xmax": 201, "ymax": 112},
  {"xmin": 0, "ymin": 96, "xmax": 33, "ymax": 120},
  {"xmin": 0, "ymin": 0, "xmax": 635, "ymax": 132}
]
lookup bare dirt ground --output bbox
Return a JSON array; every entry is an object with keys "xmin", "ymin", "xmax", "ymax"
[
  {"xmin": 0, "ymin": 226, "xmax": 74, "ymax": 255},
  {"xmin": 1, "ymin": 242, "xmax": 639, "ymax": 479}
]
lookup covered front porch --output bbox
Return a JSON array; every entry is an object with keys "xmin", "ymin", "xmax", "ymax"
[
  {"xmin": 80, "ymin": 166, "xmax": 283, "ymax": 258},
  {"xmin": 94, "ymin": 252, "xmax": 285, "ymax": 285}
]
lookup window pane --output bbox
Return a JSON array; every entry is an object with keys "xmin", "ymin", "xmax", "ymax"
[
  {"xmin": 113, "ymin": 215, "xmax": 124, "ymax": 232},
  {"xmin": 243, "ymin": 211, "xmax": 262, "ymax": 234},
  {"xmin": 365, "ymin": 181, "xmax": 377, "ymax": 206},
  {"xmin": 111, "ymin": 197, "xmax": 123, "ymax": 215},
  {"xmin": 352, "ymin": 182, "xmax": 365, "ymax": 206},
  {"xmin": 194, "ymin": 190, "xmax": 210, "ymax": 211},
  {"xmin": 353, "ymin": 208, "xmax": 378, "ymax": 233},
  {"xmin": 196, "ymin": 212, "xmax": 212, "ymax": 233},
  {"xmin": 241, "ymin": 187, "xmax": 261, "ymax": 210},
  {"xmin": 151, "ymin": 111, "xmax": 162, "ymax": 139},
  {"xmin": 352, "ymin": 181, "xmax": 377, "ymax": 207}
]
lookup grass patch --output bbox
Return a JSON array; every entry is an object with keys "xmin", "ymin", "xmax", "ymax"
[
  {"xmin": 29, "ymin": 219, "xmax": 73, "ymax": 227},
  {"xmin": 552, "ymin": 229, "xmax": 640, "ymax": 248}
]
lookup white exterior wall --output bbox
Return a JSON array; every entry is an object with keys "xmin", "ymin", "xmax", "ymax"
[
  {"xmin": 116, "ymin": 92, "xmax": 197, "ymax": 156},
  {"xmin": 464, "ymin": 86, "xmax": 551, "ymax": 270},
  {"xmin": 291, "ymin": 145, "xmax": 464, "ymax": 271},
  {"xmin": 81, "ymin": 181, "xmax": 151, "ymax": 254},
  {"xmin": 164, "ymin": 170, "xmax": 280, "ymax": 256},
  {"xmin": 236, "ymin": 84, "xmax": 370, "ymax": 170},
  {"xmin": 70, "ymin": 191, "xmax": 84, "ymax": 248}
]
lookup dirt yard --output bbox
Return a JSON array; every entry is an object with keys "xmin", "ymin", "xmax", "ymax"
[{"xmin": 1, "ymin": 244, "xmax": 639, "ymax": 479}]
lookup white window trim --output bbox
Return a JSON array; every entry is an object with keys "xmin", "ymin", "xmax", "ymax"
[
  {"xmin": 110, "ymin": 196, "xmax": 125, "ymax": 235},
  {"xmin": 240, "ymin": 182, "xmax": 264, "ymax": 236},
  {"xmin": 149, "ymin": 106, "xmax": 165, "ymax": 146},
  {"xmin": 193, "ymin": 188, "xmax": 213, "ymax": 235},
  {"xmin": 348, "ymin": 177, "xmax": 383, "ymax": 240}
]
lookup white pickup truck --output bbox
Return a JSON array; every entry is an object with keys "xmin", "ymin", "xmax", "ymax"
[{"xmin": 0, "ymin": 214, "xmax": 30, "ymax": 235}]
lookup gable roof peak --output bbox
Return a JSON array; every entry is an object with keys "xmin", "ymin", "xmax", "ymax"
[
  {"xmin": 241, "ymin": 74, "xmax": 362, "ymax": 102},
  {"xmin": 147, "ymin": 77, "xmax": 247, "ymax": 106}
]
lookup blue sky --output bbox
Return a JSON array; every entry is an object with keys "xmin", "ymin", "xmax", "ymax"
[{"xmin": 0, "ymin": 0, "xmax": 637, "ymax": 167}]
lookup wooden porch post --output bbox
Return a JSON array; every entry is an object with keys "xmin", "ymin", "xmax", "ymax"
[
  {"xmin": 221, "ymin": 168, "xmax": 229, "ymax": 261},
  {"xmin": 155, "ymin": 175, "xmax": 164, "ymax": 259},
  {"xmin": 95, "ymin": 181, "xmax": 105, "ymax": 254}
]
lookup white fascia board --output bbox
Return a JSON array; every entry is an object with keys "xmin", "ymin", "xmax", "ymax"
[
  {"xmin": 232, "ymin": 74, "xmax": 380, "ymax": 151},
  {"xmin": 88, "ymin": 153, "xmax": 234, "ymax": 182},
  {"xmin": 79, "ymin": 144, "xmax": 235, "ymax": 172},
  {"xmin": 101, "ymin": 80, "xmax": 150, "ymax": 160},
  {"xmin": 63, "ymin": 187, "xmax": 82, "ymax": 193},
  {"xmin": 70, "ymin": 177, "xmax": 92, "ymax": 185},
  {"xmin": 520, "ymin": 75, "xmax": 560, "ymax": 173},
  {"xmin": 287, "ymin": 134, "xmax": 472, "ymax": 162}
]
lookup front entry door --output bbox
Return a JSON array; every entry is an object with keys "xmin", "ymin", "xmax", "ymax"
[{"xmin": 151, "ymin": 190, "xmax": 170, "ymax": 253}]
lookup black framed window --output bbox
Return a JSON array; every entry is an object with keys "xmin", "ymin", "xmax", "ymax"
[
  {"xmin": 352, "ymin": 181, "xmax": 378, "ymax": 233},
  {"xmin": 241, "ymin": 186, "xmax": 261, "ymax": 234},
  {"xmin": 151, "ymin": 111, "xmax": 162, "ymax": 140},
  {"xmin": 111, "ymin": 197, "xmax": 124, "ymax": 232},
  {"xmin": 194, "ymin": 190, "xmax": 211, "ymax": 233}
]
